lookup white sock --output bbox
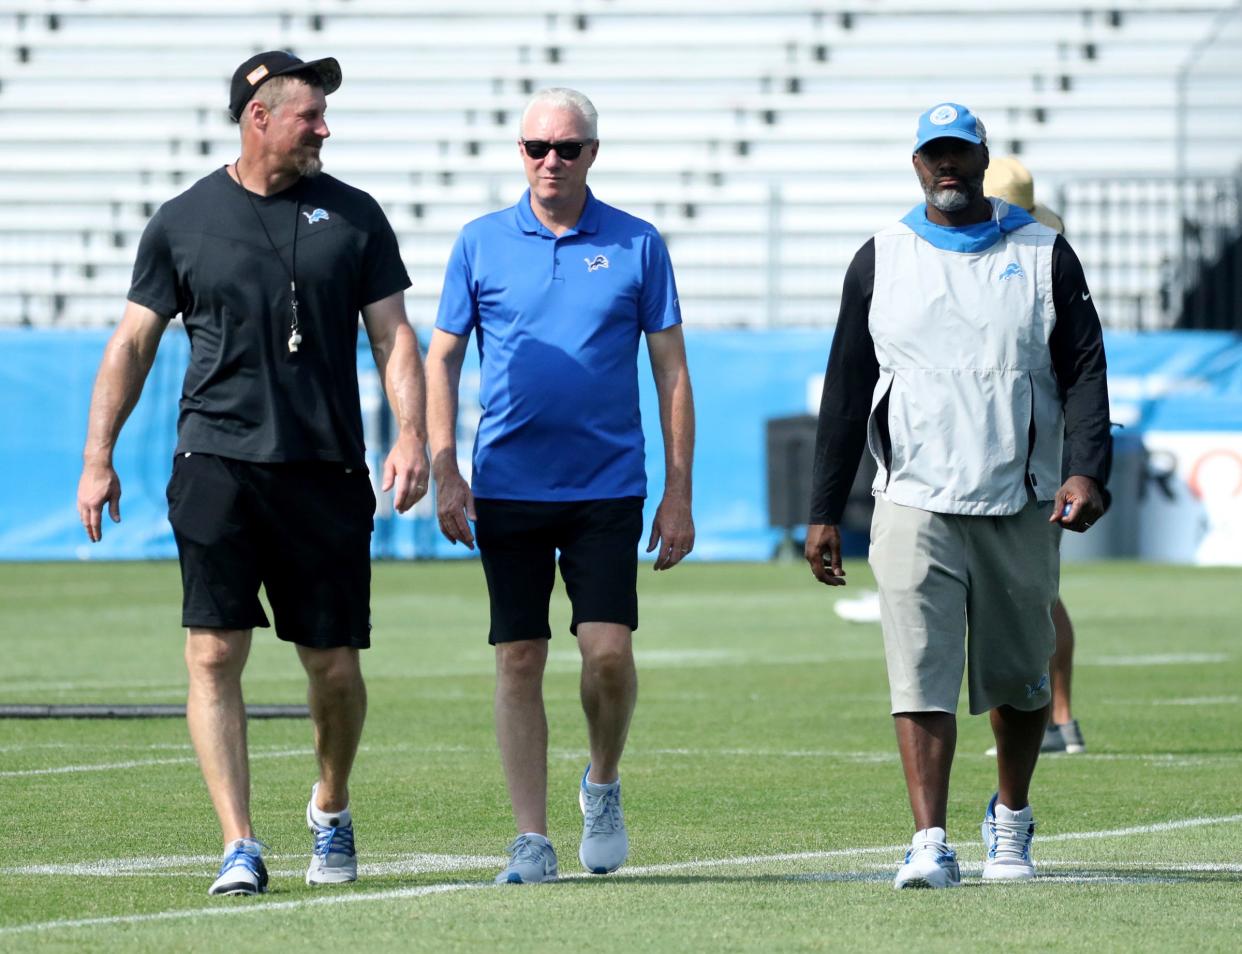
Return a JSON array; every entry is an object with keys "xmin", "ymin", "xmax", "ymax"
[
  {"xmin": 309, "ymin": 784, "xmax": 351, "ymax": 828},
  {"xmin": 913, "ymin": 827, "xmax": 948, "ymax": 846},
  {"xmin": 994, "ymin": 801, "xmax": 1032, "ymax": 821},
  {"xmin": 584, "ymin": 775, "xmax": 619, "ymax": 794},
  {"xmin": 227, "ymin": 837, "xmax": 263, "ymax": 856}
]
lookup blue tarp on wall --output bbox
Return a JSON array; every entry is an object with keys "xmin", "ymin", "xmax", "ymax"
[{"xmin": 3, "ymin": 326, "xmax": 1240, "ymax": 562}]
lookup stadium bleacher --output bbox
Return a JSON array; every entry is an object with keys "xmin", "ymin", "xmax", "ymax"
[{"xmin": 1, "ymin": 0, "xmax": 1240, "ymax": 329}]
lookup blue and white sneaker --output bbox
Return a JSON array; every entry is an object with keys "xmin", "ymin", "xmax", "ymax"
[
  {"xmin": 306, "ymin": 783, "xmax": 358, "ymax": 885},
  {"xmin": 982, "ymin": 793, "xmax": 1036, "ymax": 881},
  {"xmin": 495, "ymin": 833, "xmax": 558, "ymax": 884},
  {"xmin": 578, "ymin": 764, "xmax": 628, "ymax": 874},
  {"xmin": 893, "ymin": 828, "xmax": 961, "ymax": 889},
  {"xmin": 208, "ymin": 838, "xmax": 268, "ymax": 896}
]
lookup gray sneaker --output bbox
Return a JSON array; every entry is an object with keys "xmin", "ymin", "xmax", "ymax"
[
  {"xmin": 1040, "ymin": 723, "xmax": 1065, "ymax": 752},
  {"xmin": 1041, "ymin": 719, "xmax": 1086, "ymax": 753},
  {"xmin": 495, "ymin": 833, "xmax": 558, "ymax": 884},
  {"xmin": 578, "ymin": 765, "xmax": 628, "ymax": 874},
  {"xmin": 305, "ymin": 784, "xmax": 357, "ymax": 886},
  {"xmin": 987, "ymin": 720, "xmax": 1086, "ymax": 756},
  {"xmin": 1057, "ymin": 719, "xmax": 1086, "ymax": 753}
]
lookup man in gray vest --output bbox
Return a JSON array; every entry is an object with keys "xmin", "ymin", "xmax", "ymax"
[{"xmin": 804, "ymin": 103, "xmax": 1109, "ymax": 889}]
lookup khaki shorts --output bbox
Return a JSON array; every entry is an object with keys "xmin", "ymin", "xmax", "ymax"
[{"xmin": 868, "ymin": 495, "xmax": 1060, "ymax": 716}]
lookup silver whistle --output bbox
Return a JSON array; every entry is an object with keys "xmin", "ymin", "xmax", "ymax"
[{"xmin": 288, "ymin": 332, "xmax": 302, "ymax": 353}]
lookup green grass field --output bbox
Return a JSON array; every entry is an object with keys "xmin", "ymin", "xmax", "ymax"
[{"xmin": 1, "ymin": 559, "xmax": 1240, "ymax": 952}]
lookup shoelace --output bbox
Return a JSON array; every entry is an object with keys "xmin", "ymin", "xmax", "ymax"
[
  {"xmin": 506, "ymin": 835, "xmax": 551, "ymax": 866},
  {"xmin": 312, "ymin": 821, "xmax": 356, "ymax": 859},
  {"xmin": 582, "ymin": 786, "xmax": 623, "ymax": 835},
  {"xmin": 905, "ymin": 841, "xmax": 954, "ymax": 864},
  {"xmin": 218, "ymin": 844, "xmax": 264, "ymax": 877},
  {"xmin": 987, "ymin": 817, "xmax": 1034, "ymax": 860}
]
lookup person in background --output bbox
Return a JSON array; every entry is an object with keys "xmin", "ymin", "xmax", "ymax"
[{"xmin": 984, "ymin": 156, "xmax": 1099, "ymax": 755}]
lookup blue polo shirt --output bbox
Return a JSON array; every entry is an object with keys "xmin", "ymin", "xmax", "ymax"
[{"xmin": 436, "ymin": 188, "xmax": 682, "ymax": 501}]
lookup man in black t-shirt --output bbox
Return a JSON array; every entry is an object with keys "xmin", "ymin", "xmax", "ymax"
[{"xmin": 76, "ymin": 52, "xmax": 430, "ymax": 897}]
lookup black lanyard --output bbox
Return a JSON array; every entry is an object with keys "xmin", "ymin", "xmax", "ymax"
[{"xmin": 233, "ymin": 160, "xmax": 302, "ymax": 353}]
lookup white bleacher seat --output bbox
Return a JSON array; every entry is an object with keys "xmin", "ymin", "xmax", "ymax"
[{"xmin": 1, "ymin": 0, "xmax": 1239, "ymax": 329}]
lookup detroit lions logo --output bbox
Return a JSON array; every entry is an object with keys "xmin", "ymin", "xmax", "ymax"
[
  {"xmin": 302, "ymin": 208, "xmax": 330, "ymax": 225},
  {"xmin": 1025, "ymin": 673, "xmax": 1049, "ymax": 698},
  {"xmin": 999, "ymin": 262, "xmax": 1026, "ymax": 281},
  {"xmin": 584, "ymin": 254, "xmax": 609, "ymax": 272}
]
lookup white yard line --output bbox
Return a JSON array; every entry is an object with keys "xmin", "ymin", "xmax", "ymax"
[
  {"xmin": 7, "ymin": 742, "xmax": 1235, "ymax": 768},
  {"xmin": 640, "ymin": 747, "xmax": 899, "ymax": 762},
  {"xmin": 0, "ymin": 747, "xmax": 312, "ymax": 778},
  {"xmin": 1037, "ymin": 860, "xmax": 1242, "ymax": 872},
  {"xmin": 1151, "ymin": 695, "xmax": 1241, "ymax": 706},
  {"xmin": 1036, "ymin": 752, "xmax": 1240, "ymax": 766},
  {"xmin": 3, "ymin": 813, "xmax": 1240, "ymax": 937},
  {"xmin": 0, "ymin": 883, "xmax": 487, "ymax": 937},
  {"xmin": 1083, "ymin": 653, "xmax": 1229, "ymax": 666},
  {"xmin": 1039, "ymin": 813, "xmax": 1242, "ymax": 843},
  {"xmin": 6, "ymin": 855, "xmax": 221, "ymax": 876},
  {"xmin": 0, "ymin": 679, "xmax": 187, "ymax": 693},
  {"xmin": 2, "ymin": 853, "xmax": 505, "ymax": 878}
]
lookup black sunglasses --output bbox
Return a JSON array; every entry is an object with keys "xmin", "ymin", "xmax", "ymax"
[{"xmin": 521, "ymin": 139, "xmax": 593, "ymax": 160}]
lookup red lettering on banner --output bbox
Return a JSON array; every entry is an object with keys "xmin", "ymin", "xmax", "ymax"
[{"xmin": 1187, "ymin": 449, "xmax": 1242, "ymax": 500}]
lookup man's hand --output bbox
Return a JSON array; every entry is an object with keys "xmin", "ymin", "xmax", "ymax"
[
  {"xmin": 434, "ymin": 466, "xmax": 476, "ymax": 549},
  {"xmin": 382, "ymin": 430, "xmax": 431, "ymax": 514},
  {"xmin": 805, "ymin": 523, "xmax": 847, "ymax": 585},
  {"xmin": 1051, "ymin": 475, "xmax": 1104, "ymax": 533},
  {"xmin": 78, "ymin": 460, "xmax": 122, "ymax": 542},
  {"xmin": 647, "ymin": 492, "xmax": 694, "ymax": 570},
  {"xmin": 76, "ymin": 301, "xmax": 168, "ymax": 542}
]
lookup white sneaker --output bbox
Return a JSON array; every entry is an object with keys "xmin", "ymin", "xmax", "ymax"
[
  {"xmin": 305, "ymin": 783, "xmax": 358, "ymax": 885},
  {"xmin": 833, "ymin": 590, "xmax": 882, "ymax": 624},
  {"xmin": 208, "ymin": 838, "xmax": 268, "ymax": 896},
  {"xmin": 893, "ymin": 828, "xmax": 961, "ymax": 889},
  {"xmin": 578, "ymin": 765, "xmax": 628, "ymax": 874},
  {"xmin": 981, "ymin": 794, "xmax": 1036, "ymax": 881},
  {"xmin": 495, "ymin": 833, "xmax": 558, "ymax": 884}
]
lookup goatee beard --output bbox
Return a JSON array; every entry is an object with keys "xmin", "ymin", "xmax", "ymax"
[
  {"xmin": 295, "ymin": 153, "xmax": 323, "ymax": 178},
  {"xmin": 927, "ymin": 187, "xmax": 969, "ymax": 213},
  {"xmin": 924, "ymin": 174, "xmax": 984, "ymax": 214}
]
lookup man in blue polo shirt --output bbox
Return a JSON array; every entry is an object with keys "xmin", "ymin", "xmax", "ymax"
[{"xmin": 426, "ymin": 87, "xmax": 695, "ymax": 884}]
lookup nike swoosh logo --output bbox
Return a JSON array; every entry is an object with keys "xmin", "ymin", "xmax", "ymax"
[{"xmin": 1081, "ymin": 291, "xmax": 1091, "ymax": 301}]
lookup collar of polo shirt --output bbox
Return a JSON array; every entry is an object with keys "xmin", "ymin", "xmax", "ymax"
[{"xmin": 516, "ymin": 187, "xmax": 602, "ymax": 237}]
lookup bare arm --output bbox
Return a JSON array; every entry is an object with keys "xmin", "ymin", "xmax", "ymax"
[
  {"xmin": 646, "ymin": 324, "xmax": 695, "ymax": 570},
  {"xmin": 425, "ymin": 328, "xmax": 475, "ymax": 548},
  {"xmin": 77, "ymin": 301, "xmax": 169, "ymax": 541},
  {"xmin": 361, "ymin": 291, "xmax": 430, "ymax": 514}
]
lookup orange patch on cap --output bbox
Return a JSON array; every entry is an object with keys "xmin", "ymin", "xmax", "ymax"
[{"xmin": 246, "ymin": 64, "xmax": 270, "ymax": 86}]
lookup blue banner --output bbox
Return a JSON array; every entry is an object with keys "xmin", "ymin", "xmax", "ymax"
[{"xmin": 3, "ymin": 326, "xmax": 1240, "ymax": 562}]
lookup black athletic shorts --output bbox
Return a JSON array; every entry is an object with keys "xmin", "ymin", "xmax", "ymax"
[
  {"xmin": 474, "ymin": 497, "xmax": 644, "ymax": 645},
  {"xmin": 166, "ymin": 452, "xmax": 375, "ymax": 649}
]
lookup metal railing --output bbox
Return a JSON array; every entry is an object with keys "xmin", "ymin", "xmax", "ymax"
[{"xmin": 1058, "ymin": 174, "xmax": 1241, "ymax": 330}]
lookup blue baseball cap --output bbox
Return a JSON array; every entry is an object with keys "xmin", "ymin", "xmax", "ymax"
[{"xmin": 913, "ymin": 102, "xmax": 987, "ymax": 153}]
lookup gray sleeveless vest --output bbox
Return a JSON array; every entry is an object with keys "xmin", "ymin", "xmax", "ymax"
[{"xmin": 867, "ymin": 202, "xmax": 1063, "ymax": 515}]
